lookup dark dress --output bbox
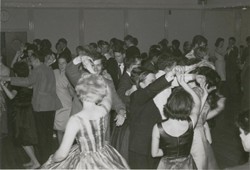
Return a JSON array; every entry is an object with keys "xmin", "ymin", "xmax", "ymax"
[
  {"xmin": 12, "ymin": 86, "xmax": 37, "ymax": 146},
  {"xmin": 157, "ymin": 117, "xmax": 197, "ymax": 169}
]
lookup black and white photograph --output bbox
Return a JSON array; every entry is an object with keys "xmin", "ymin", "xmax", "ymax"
[{"xmin": 0, "ymin": 0, "xmax": 250, "ymax": 169}]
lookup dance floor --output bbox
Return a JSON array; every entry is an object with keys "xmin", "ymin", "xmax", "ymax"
[{"xmin": 0, "ymin": 92, "xmax": 248, "ymax": 169}]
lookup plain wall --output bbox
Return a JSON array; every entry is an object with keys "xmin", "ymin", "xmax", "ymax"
[{"xmin": 1, "ymin": 8, "xmax": 250, "ymax": 57}]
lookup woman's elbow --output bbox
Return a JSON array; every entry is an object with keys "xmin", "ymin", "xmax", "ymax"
[
  {"xmin": 53, "ymin": 151, "xmax": 67, "ymax": 162},
  {"xmin": 151, "ymin": 150, "xmax": 160, "ymax": 158}
]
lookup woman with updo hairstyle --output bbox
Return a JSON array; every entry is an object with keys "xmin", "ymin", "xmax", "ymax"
[
  {"xmin": 1, "ymin": 61, "xmax": 40, "ymax": 168},
  {"xmin": 151, "ymin": 73, "xmax": 204, "ymax": 169},
  {"xmin": 75, "ymin": 74, "xmax": 107, "ymax": 104},
  {"xmin": 189, "ymin": 66, "xmax": 225, "ymax": 169},
  {"xmin": 41, "ymin": 73, "xmax": 129, "ymax": 169}
]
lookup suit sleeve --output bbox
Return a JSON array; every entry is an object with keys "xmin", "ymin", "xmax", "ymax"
[
  {"xmin": 131, "ymin": 75, "xmax": 172, "ymax": 106},
  {"xmin": 106, "ymin": 79, "xmax": 126, "ymax": 113},
  {"xmin": 117, "ymin": 75, "xmax": 131, "ymax": 104},
  {"xmin": 65, "ymin": 61, "xmax": 82, "ymax": 87}
]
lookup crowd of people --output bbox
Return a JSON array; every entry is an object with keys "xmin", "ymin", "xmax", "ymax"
[{"xmin": 0, "ymin": 34, "xmax": 249, "ymax": 169}]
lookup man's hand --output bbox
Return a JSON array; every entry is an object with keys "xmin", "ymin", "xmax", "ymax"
[{"xmin": 114, "ymin": 109, "xmax": 126, "ymax": 126}]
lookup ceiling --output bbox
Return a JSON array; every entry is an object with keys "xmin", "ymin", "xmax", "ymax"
[{"xmin": 1, "ymin": 0, "xmax": 250, "ymax": 9}]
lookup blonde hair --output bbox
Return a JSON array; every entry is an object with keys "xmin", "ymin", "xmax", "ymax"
[{"xmin": 75, "ymin": 74, "xmax": 107, "ymax": 103}]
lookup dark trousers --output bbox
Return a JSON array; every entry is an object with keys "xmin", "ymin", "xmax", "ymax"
[
  {"xmin": 34, "ymin": 111, "xmax": 55, "ymax": 164},
  {"xmin": 129, "ymin": 150, "xmax": 160, "ymax": 169}
]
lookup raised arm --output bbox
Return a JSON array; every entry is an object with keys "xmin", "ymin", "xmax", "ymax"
[
  {"xmin": 176, "ymin": 74, "xmax": 201, "ymax": 127},
  {"xmin": 207, "ymin": 96, "xmax": 226, "ymax": 120}
]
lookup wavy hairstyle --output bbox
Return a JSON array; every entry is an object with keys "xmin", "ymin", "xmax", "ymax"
[{"xmin": 75, "ymin": 74, "xmax": 107, "ymax": 104}]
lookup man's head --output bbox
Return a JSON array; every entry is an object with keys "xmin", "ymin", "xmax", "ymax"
[
  {"xmin": 29, "ymin": 51, "xmax": 44, "ymax": 68},
  {"xmin": 113, "ymin": 43, "xmax": 125, "ymax": 64},
  {"xmin": 157, "ymin": 53, "xmax": 177, "ymax": 73},
  {"xmin": 228, "ymin": 37, "xmax": 236, "ymax": 47},
  {"xmin": 192, "ymin": 35, "xmax": 208, "ymax": 49},
  {"xmin": 89, "ymin": 52, "xmax": 107, "ymax": 75},
  {"xmin": 58, "ymin": 38, "xmax": 68, "ymax": 49}
]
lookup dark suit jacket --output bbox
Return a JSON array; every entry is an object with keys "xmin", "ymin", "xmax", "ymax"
[
  {"xmin": 142, "ymin": 60, "xmax": 157, "ymax": 73},
  {"xmin": 225, "ymin": 46, "xmax": 239, "ymax": 73},
  {"xmin": 129, "ymin": 75, "xmax": 171, "ymax": 155},
  {"xmin": 65, "ymin": 61, "xmax": 125, "ymax": 115},
  {"xmin": 117, "ymin": 72, "xmax": 133, "ymax": 111},
  {"xmin": 106, "ymin": 58, "xmax": 125, "ymax": 89},
  {"xmin": 11, "ymin": 64, "xmax": 62, "ymax": 112},
  {"xmin": 59, "ymin": 47, "xmax": 72, "ymax": 63}
]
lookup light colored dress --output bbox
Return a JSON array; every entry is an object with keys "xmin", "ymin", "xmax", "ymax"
[
  {"xmin": 191, "ymin": 87, "xmax": 218, "ymax": 169},
  {"xmin": 54, "ymin": 69, "xmax": 72, "ymax": 131},
  {"xmin": 214, "ymin": 48, "xmax": 226, "ymax": 81},
  {"xmin": 41, "ymin": 114, "xmax": 129, "ymax": 169},
  {"xmin": 0, "ymin": 64, "xmax": 10, "ymax": 135}
]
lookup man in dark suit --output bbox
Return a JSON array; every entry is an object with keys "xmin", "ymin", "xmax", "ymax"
[
  {"xmin": 1, "ymin": 51, "xmax": 62, "ymax": 164},
  {"xmin": 117, "ymin": 56, "xmax": 141, "ymax": 109},
  {"xmin": 106, "ymin": 44, "xmax": 126, "ymax": 89},
  {"xmin": 225, "ymin": 37, "xmax": 240, "ymax": 97},
  {"xmin": 128, "ymin": 69, "xmax": 177, "ymax": 169},
  {"xmin": 58, "ymin": 38, "xmax": 72, "ymax": 63}
]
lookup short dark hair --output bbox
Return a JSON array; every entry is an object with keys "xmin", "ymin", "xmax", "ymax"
[
  {"xmin": 149, "ymin": 46, "xmax": 161, "ymax": 59},
  {"xmin": 113, "ymin": 43, "xmax": 125, "ymax": 53},
  {"xmin": 33, "ymin": 39, "xmax": 41, "ymax": 45},
  {"xmin": 130, "ymin": 67, "xmax": 153, "ymax": 88},
  {"xmin": 192, "ymin": 35, "xmax": 208, "ymax": 47},
  {"xmin": 89, "ymin": 43, "xmax": 97, "ymax": 49},
  {"xmin": 27, "ymin": 44, "xmax": 38, "ymax": 52},
  {"xmin": 41, "ymin": 39, "xmax": 52, "ymax": 50},
  {"xmin": 158, "ymin": 38, "xmax": 169, "ymax": 47},
  {"xmin": 58, "ymin": 38, "xmax": 67, "ymax": 45},
  {"xmin": 124, "ymin": 35, "xmax": 134, "ymax": 42},
  {"xmin": 164, "ymin": 87, "xmax": 193, "ymax": 120},
  {"xmin": 229, "ymin": 37, "xmax": 236, "ymax": 42},
  {"xmin": 215, "ymin": 38, "xmax": 224, "ymax": 47},
  {"xmin": 13, "ymin": 62, "xmax": 29, "ymax": 77},
  {"xmin": 172, "ymin": 39, "xmax": 180, "ymax": 48},
  {"xmin": 32, "ymin": 51, "xmax": 45, "ymax": 63},
  {"xmin": 76, "ymin": 45, "xmax": 84, "ymax": 51},
  {"xmin": 157, "ymin": 53, "xmax": 177, "ymax": 70},
  {"xmin": 236, "ymin": 110, "xmax": 250, "ymax": 135}
]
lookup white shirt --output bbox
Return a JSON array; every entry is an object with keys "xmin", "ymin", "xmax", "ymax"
[
  {"xmin": 153, "ymin": 70, "xmax": 174, "ymax": 119},
  {"xmin": 118, "ymin": 63, "xmax": 125, "ymax": 75}
]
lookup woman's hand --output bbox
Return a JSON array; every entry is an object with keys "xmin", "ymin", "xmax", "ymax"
[
  {"xmin": 80, "ymin": 56, "xmax": 96, "ymax": 74},
  {"xmin": 176, "ymin": 73, "xmax": 187, "ymax": 87}
]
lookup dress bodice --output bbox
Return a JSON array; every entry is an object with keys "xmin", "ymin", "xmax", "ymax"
[
  {"xmin": 75, "ymin": 115, "xmax": 107, "ymax": 153},
  {"xmin": 13, "ymin": 86, "xmax": 33, "ymax": 107},
  {"xmin": 157, "ymin": 117, "xmax": 194, "ymax": 159}
]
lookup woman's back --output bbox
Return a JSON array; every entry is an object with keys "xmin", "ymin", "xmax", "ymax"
[
  {"xmin": 158, "ymin": 117, "xmax": 194, "ymax": 159},
  {"xmin": 74, "ymin": 114, "xmax": 107, "ymax": 153}
]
